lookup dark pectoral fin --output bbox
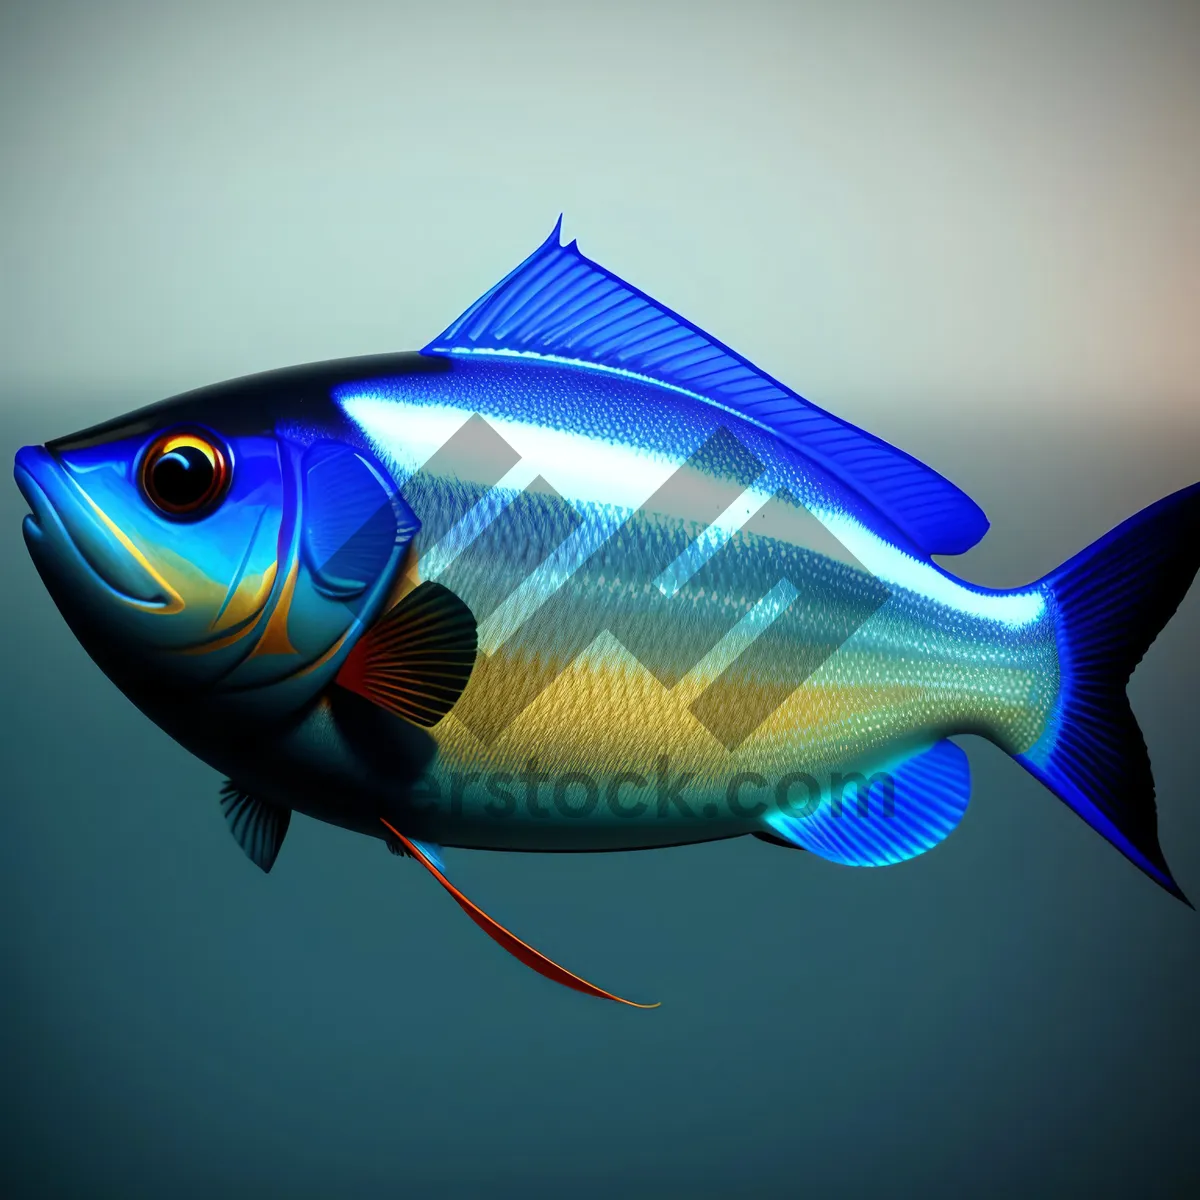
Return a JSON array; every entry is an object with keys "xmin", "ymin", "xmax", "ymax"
[
  {"xmin": 219, "ymin": 780, "xmax": 292, "ymax": 873},
  {"xmin": 336, "ymin": 582, "xmax": 477, "ymax": 727},
  {"xmin": 381, "ymin": 820, "xmax": 659, "ymax": 1009}
]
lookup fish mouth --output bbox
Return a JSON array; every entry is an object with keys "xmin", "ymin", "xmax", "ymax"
[
  {"xmin": 14, "ymin": 444, "xmax": 172, "ymax": 608},
  {"xmin": 15, "ymin": 457, "xmax": 50, "ymax": 544}
]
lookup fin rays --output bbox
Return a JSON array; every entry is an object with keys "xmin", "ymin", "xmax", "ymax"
[
  {"xmin": 381, "ymin": 819, "xmax": 659, "ymax": 1009},
  {"xmin": 336, "ymin": 581, "xmax": 477, "ymax": 726},
  {"xmin": 219, "ymin": 780, "xmax": 291, "ymax": 873},
  {"xmin": 424, "ymin": 219, "xmax": 989, "ymax": 556}
]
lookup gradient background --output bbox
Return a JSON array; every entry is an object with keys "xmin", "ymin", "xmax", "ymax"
[{"xmin": 2, "ymin": 2, "xmax": 1198, "ymax": 1196}]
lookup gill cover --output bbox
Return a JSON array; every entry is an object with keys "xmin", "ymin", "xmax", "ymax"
[
  {"xmin": 300, "ymin": 440, "xmax": 414, "ymax": 600},
  {"xmin": 214, "ymin": 437, "xmax": 419, "ymax": 714}
]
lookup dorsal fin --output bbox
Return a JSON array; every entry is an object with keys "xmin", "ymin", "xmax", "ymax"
[{"xmin": 423, "ymin": 219, "xmax": 989, "ymax": 557}]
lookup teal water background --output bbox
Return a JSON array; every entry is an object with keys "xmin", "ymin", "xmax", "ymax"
[{"xmin": 3, "ymin": 3, "xmax": 1198, "ymax": 1195}]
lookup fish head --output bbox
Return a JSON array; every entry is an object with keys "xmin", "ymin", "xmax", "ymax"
[{"xmin": 14, "ymin": 371, "xmax": 419, "ymax": 733}]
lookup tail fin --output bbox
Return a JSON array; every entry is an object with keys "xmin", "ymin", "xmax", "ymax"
[{"xmin": 1017, "ymin": 482, "xmax": 1200, "ymax": 903}]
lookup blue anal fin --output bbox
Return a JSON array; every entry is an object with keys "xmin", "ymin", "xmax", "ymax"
[
  {"xmin": 219, "ymin": 780, "xmax": 292, "ymax": 873},
  {"xmin": 423, "ymin": 220, "xmax": 988, "ymax": 557},
  {"xmin": 763, "ymin": 740, "xmax": 971, "ymax": 866}
]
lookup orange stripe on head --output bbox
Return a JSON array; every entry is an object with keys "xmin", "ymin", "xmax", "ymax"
[
  {"xmin": 248, "ymin": 553, "xmax": 300, "ymax": 658},
  {"xmin": 211, "ymin": 506, "xmax": 278, "ymax": 633}
]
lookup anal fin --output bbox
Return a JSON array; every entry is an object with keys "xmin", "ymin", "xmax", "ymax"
[
  {"xmin": 219, "ymin": 780, "xmax": 292, "ymax": 873},
  {"xmin": 763, "ymin": 739, "xmax": 971, "ymax": 867}
]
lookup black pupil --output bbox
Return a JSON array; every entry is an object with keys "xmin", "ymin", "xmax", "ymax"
[{"xmin": 152, "ymin": 446, "xmax": 214, "ymax": 509}]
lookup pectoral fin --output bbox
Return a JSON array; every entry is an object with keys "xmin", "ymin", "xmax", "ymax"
[
  {"xmin": 380, "ymin": 819, "xmax": 659, "ymax": 1009},
  {"xmin": 337, "ymin": 582, "xmax": 477, "ymax": 726}
]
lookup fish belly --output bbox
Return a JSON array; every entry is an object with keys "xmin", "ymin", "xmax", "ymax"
[{"xmin": 395, "ymin": 520, "xmax": 1058, "ymax": 851}]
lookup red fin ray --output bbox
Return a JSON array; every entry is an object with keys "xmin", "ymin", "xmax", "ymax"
[
  {"xmin": 337, "ymin": 582, "xmax": 477, "ymax": 726},
  {"xmin": 381, "ymin": 820, "xmax": 659, "ymax": 1009}
]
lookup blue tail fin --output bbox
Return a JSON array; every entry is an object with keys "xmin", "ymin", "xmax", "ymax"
[{"xmin": 1018, "ymin": 482, "xmax": 1200, "ymax": 903}]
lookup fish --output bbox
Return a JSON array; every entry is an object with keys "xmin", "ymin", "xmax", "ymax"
[{"xmin": 14, "ymin": 219, "xmax": 1200, "ymax": 1007}]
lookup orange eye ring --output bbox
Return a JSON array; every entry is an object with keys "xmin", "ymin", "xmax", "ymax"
[{"xmin": 140, "ymin": 429, "xmax": 231, "ymax": 518}]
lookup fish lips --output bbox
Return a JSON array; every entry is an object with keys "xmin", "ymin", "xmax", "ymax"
[{"xmin": 14, "ymin": 444, "xmax": 171, "ymax": 609}]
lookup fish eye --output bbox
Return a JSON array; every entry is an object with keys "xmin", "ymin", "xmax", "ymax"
[{"xmin": 140, "ymin": 429, "xmax": 230, "ymax": 518}]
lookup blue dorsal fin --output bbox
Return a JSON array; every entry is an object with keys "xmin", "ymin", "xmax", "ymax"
[
  {"xmin": 423, "ymin": 220, "xmax": 989, "ymax": 557},
  {"xmin": 762, "ymin": 739, "xmax": 971, "ymax": 867}
]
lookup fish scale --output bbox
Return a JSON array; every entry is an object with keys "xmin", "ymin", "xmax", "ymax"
[{"xmin": 339, "ymin": 367, "xmax": 1058, "ymax": 819}]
